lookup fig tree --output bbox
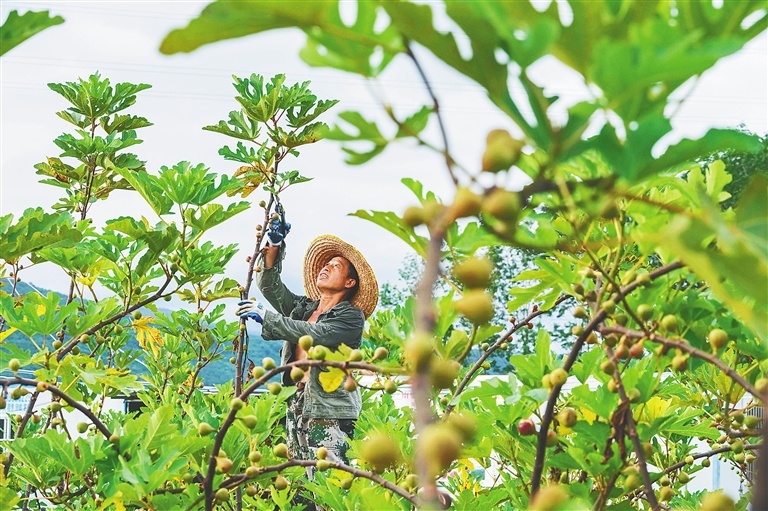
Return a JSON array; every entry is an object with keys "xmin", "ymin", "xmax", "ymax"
[
  {"xmin": 230, "ymin": 397, "xmax": 245, "ymax": 411},
  {"xmin": 708, "ymin": 328, "xmax": 728, "ymax": 351},
  {"xmin": 624, "ymin": 473, "xmax": 641, "ymax": 491},
  {"xmin": 660, "ymin": 314, "xmax": 679, "ymax": 333},
  {"xmin": 421, "ymin": 423, "xmax": 462, "ymax": 475},
  {"xmin": 402, "ymin": 205, "xmax": 427, "ymax": 227},
  {"xmin": 659, "ymin": 486, "xmax": 674, "ymax": 502},
  {"xmin": 430, "ymin": 359, "xmax": 459, "ymax": 389},
  {"xmin": 455, "ymin": 290, "xmax": 495, "ymax": 324},
  {"xmin": 450, "ymin": 187, "xmax": 483, "ymax": 219},
  {"xmin": 290, "ymin": 367, "xmax": 305, "ymax": 382},
  {"xmin": 447, "ymin": 412, "xmax": 477, "ymax": 441},
  {"xmin": 481, "ymin": 129, "xmax": 523, "ymax": 173},
  {"xmin": 557, "ymin": 408, "xmax": 577, "ymax": 428},
  {"xmin": 637, "ymin": 304, "xmax": 653, "ymax": 321},
  {"xmin": 549, "ymin": 368, "xmax": 568, "ymax": 387},
  {"xmin": 635, "ymin": 272, "xmax": 651, "ymax": 286},
  {"xmin": 744, "ymin": 415, "xmax": 760, "ymax": 429},
  {"xmin": 241, "ymin": 415, "xmax": 258, "ymax": 429},
  {"xmin": 383, "ymin": 379, "xmax": 398, "ymax": 394},
  {"xmin": 216, "ymin": 457, "xmax": 233, "ymax": 473},
  {"xmin": 671, "ymin": 355, "xmax": 688, "ymax": 372},
  {"xmin": 700, "ymin": 492, "xmax": 736, "ymax": 511},
  {"xmin": 298, "ymin": 335, "xmax": 313, "ymax": 350},
  {"xmin": 573, "ymin": 306, "xmax": 588, "ymax": 319},
  {"xmin": 483, "ymin": 188, "xmax": 520, "ymax": 221},
  {"xmin": 273, "ymin": 443, "xmax": 289, "ymax": 459},
  {"xmin": 343, "ymin": 376, "xmax": 358, "ymax": 392},
  {"xmin": 360, "ymin": 430, "xmax": 401, "ymax": 472},
  {"xmin": 529, "ymin": 484, "xmax": 569, "ymax": 511},
  {"xmin": 403, "ymin": 473, "xmax": 418, "ymax": 491},
  {"xmin": 214, "ymin": 488, "xmax": 230, "ymax": 502},
  {"xmin": 453, "ymin": 257, "xmax": 493, "ymax": 289},
  {"xmin": 600, "ymin": 360, "xmax": 616, "ymax": 375},
  {"xmin": 404, "ymin": 333, "xmax": 434, "ymax": 370},
  {"xmin": 629, "ymin": 341, "xmax": 644, "ymax": 359},
  {"xmin": 545, "ymin": 429, "xmax": 559, "ymax": 447}
]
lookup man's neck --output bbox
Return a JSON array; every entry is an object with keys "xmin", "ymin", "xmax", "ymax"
[{"xmin": 316, "ymin": 293, "xmax": 345, "ymax": 314}]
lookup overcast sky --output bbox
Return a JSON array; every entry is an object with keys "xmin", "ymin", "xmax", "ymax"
[{"xmin": 1, "ymin": 1, "xmax": 766, "ymax": 301}]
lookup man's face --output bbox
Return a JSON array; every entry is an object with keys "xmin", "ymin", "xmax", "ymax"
[{"xmin": 316, "ymin": 256, "xmax": 356, "ymax": 293}]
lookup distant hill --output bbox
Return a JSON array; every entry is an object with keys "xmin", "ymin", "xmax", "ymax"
[{"xmin": 0, "ymin": 280, "xmax": 279, "ymax": 386}]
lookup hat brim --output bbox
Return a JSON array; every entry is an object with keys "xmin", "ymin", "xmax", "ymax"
[{"xmin": 303, "ymin": 235, "xmax": 379, "ymax": 319}]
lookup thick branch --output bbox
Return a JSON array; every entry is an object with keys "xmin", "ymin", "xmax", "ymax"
[
  {"xmin": 530, "ymin": 261, "xmax": 685, "ymax": 494},
  {"xmin": 221, "ymin": 459, "xmax": 418, "ymax": 506},
  {"xmin": 600, "ymin": 325, "xmax": 762, "ymax": 400},
  {"xmin": 606, "ymin": 346, "xmax": 660, "ymax": 511},
  {"xmin": 412, "ymin": 230, "xmax": 447, "ymax": 508},
  {"xmin": 56, "ymin": 274, "xmax": 175, "ymax": 361},
  {"xmin": 1, "ymin": 378, "xmax": 113, "ymax": 440},
  {"xmin": 446, "ymin": 295, "xmax": 571, "ymax": 416}
]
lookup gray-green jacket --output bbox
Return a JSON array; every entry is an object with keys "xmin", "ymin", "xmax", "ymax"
[{"xmin": 256, "ymin": 251, "xmax": 363, "ymax": 420}]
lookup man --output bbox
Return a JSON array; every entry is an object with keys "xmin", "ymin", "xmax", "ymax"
[{"xmin": 236, "ymin": 224, "xmax": 378, "ymax": 483}]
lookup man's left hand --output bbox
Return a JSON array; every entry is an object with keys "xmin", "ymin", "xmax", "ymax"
[{"xmin": 236, "ymin": 300, "xmax": 266, "ymax": 323}]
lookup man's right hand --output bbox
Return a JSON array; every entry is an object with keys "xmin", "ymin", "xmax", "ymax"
[
  {"xmin": 266, "ymin": 205, "xmax": 291, "ymax": 246},
  {"xmin": 236, "ymin": 300, "xmax": 266, "ymax": 323}
]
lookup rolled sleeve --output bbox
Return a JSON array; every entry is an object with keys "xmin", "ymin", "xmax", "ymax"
[{"xmin": 256, "ymin": 258, "xmax": 299, "ymax": 317}]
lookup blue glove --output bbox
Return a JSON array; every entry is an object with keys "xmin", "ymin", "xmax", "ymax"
[
  {"xmin": 236, "ymin": 300, "xmax": 266, "ymax": 323},
  {"xmin": 266, "ymin": 205, "xmax": 291, "ymax": 246}
]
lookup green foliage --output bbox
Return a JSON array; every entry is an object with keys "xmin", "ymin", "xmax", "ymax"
[
  {"xmin": 203, "ymin": 73, "xmax": 335, "ymax": 198},
  {"xmin": 156, "ymin": 2, "xmax": 766, "ymax": 508},
  {"xmin": 0, "ymin": 10, "xmax": 63, "ymax": 56},
  {"xmin": 2, "ymin": 2, "xmax": 767, "ymax": 511},
  {"xmin": 0, "ymin": 71, "xmax": 335, "ymax": 510}
]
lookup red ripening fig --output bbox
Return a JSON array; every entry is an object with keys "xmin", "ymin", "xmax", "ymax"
[{"xmin": 517, "ymin": 418, "xmax": 536, "ymax": 436}]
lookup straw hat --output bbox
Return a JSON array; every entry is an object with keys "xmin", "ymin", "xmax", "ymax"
[{"xmin": 303, "ymin": 235, "xmax": 379, "ymax": 318}]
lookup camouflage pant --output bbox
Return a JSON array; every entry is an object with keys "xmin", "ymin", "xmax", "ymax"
[{"xmin": 286, "ymin": 387, "xmax": 355, "ymax": 511}]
